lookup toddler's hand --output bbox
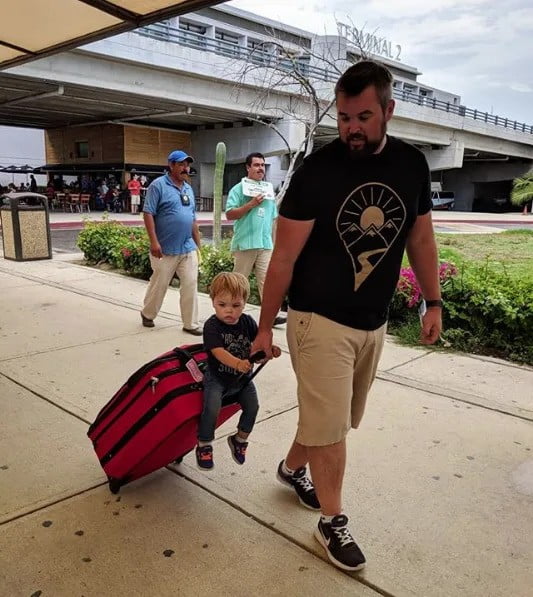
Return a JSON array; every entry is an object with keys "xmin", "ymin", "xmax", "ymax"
[
  {"xmin": 236, "ymin": 359, "xmax": 252, "ymax": 374},
  {"xmin": 272, "ymin": 345, "xmax": 281, "ymax": 358}
]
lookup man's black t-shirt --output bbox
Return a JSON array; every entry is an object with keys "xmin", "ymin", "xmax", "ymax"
[
  {"xmin": 203, "ymin": 313, "xmax": 258, "ymax": 384},
  {"xmin": 279, "ymin": 136, "xmax": 432, "ymax": 330}
]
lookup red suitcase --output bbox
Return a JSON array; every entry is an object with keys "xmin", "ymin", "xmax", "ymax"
[{"xmin": 87, "ymin": 344, "xmax": 264, "ymax": 494}]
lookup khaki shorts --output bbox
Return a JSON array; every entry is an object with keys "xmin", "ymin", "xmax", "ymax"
[{"xmin": 287, "ymin": 309, "xmax": 386, "ymax": 447}]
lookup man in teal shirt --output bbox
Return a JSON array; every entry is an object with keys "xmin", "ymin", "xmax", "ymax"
[{"xmin": 226, "ymin": 153, "xmax": 286, "ymax": 326}]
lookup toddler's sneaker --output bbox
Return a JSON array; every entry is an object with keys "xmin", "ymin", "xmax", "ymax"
[
  {"xmin": 195, "ymin": 444, "xmax": 214, "ymax": 470},
  {"xmin": 315, "ymin": 514, "xmax": 366, "ymax": 572},
  {"xmin": 276, "ymin": 460, "xmax": 320, "ymax": 510},
  {"xmin": 228, "ymin": 434, "xmax": 248, "ymax": 465}
]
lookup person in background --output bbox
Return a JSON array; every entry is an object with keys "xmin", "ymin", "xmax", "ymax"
[
  {"xmin": 225, "ymin": 152, "xmax": 286, "ymax": 327},
  {"xmin": 128, "ymin": 174, "xmax": 142, "ymax": 214},
  {"xmin": 140, "ymin": 150, "xmax": 202, "ymax": 336},
  {"xmin": 29, "ymin": 174, "xmax": 37, "ymax": 193}
]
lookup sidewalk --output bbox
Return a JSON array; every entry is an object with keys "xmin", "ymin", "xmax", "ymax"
[{"xmin": 1, "ymin": 254, "xmax": 532, "ymax": 597}]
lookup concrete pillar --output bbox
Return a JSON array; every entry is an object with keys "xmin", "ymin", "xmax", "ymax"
[{"xmin": 423, "ymin": 140, "xmax": 464, "ymax": 171}]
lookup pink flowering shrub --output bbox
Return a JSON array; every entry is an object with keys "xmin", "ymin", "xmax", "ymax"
[{"xmin": 395, "ymin": 262, "xmax": 458, "ymax": 308}]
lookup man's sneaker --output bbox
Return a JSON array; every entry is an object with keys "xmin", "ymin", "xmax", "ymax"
[
  {"xmin": 273, "ymin": 315, "xmax": 287, "ymax": 326},
  {"xmin": 314, "ymin": 514, "xmax": 366, "ymax": 572},
  {"xmin": 195, "ymin": 445, "xmax": 214, "ymax": 470},
  {"xmin": 227, "ymin": 434, "xmax": 248, "ymax": 465},
  {"xmin": 276, "ymin": 460, "xmax": 320, "ymax": 510}
]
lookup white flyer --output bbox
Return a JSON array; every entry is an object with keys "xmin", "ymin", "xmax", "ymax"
[{"xmin": 241, "ymin": 177, "xmax": 275, "ymax": 199}]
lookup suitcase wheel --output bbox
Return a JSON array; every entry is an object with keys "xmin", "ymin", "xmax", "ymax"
[{"xmin": 108, "ymin": 478, "xmax": 122, "ymax": 494}]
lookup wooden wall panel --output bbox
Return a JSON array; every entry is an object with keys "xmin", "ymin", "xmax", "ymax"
[
  {"xmin": 44, "ymin": 124, "xmax": 124, "ymax": 165},
  {"xmin": 124, "ymin": 126, "xmax": 191, "ymax": 165},
  {"xmin": 157, "ymin": 130, "xmax": 192, "ymax": 164},
  {"xmin": 45, "ymin": 129, "xmax": 64, "ymax": 163},
  {"xmin": 101, "ymin": 124, "xmax": 124, "ymax": 163}
]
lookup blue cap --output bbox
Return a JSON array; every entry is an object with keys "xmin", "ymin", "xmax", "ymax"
[{"xmin": 167, "ymin": 150, "xmax": 194, "ymax": 163}]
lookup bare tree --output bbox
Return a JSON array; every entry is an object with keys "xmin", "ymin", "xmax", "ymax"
[{"xmin": 230, "ymin": 23, "xmax": 370, "ymax": 202}]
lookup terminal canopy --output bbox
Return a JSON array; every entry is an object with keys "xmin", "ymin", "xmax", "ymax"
[{"xmin": 0, "ymin": 0, "xmax": 224, "ymax": 70}]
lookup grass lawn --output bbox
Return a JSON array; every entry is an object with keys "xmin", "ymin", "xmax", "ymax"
[{"xmin": 436, "ymin": 229, "xmax": 533, "ymax": 280}]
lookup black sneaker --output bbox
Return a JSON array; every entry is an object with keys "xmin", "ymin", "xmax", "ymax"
[
  {"xmin": 228, "ymin": 434, "xmax": 247, "ymax": 465},
  {"xmin": 314, "ymin": 514, "xmax": 366, "ymax": 571},
  {"xmin": 276, "ymin": 460, "xmax": 320, "ymax": 510},
  {"xmin": 195, "ymin": 445, "xmax": 214, "ymax": 470},
  {"xmin": 273, "ymin": 315, "xmax": 287, "ymax": 326}
]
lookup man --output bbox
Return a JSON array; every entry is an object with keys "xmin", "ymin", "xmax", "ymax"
[
  {"xmin": 140, "ymin": 150, "xmax": 202, "ymax": 336},
  {"xmin": 225, "ymin": 152, "xmax": 287, "ymax": 327},
  {"xmin": 128, "ymin": 174, "xmax": 142, "ymax": 214},
  {"xmin": 252, "ymin": 61, "xmax": 442, "ymax": 572}
]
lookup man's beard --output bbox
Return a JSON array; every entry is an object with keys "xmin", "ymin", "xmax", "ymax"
[{"xmin": 342, "ymin": 121, "xmax": 387, "ymax": 160}]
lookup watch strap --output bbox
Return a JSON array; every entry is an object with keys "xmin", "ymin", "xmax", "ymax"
[{"xmin": 425, "ymin": 299, "xmax": 443, "ymax": 308}]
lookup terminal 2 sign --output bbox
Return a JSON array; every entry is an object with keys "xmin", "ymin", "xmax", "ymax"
[{"xmin": 336, "ymin": 21, "xmax": 402, "ymax": 62}]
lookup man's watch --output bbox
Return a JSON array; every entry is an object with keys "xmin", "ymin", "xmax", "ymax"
[{"xmin": 425, "ymin": 299, "xmax": 443, "ymax": 308}]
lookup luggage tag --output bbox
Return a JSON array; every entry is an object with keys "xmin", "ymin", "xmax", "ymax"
[{"xmin": 186, "ymin": 358, "xmax": 204, "ymax": 382}]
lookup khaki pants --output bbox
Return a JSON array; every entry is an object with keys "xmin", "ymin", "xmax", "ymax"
[
  {"xmin": 142, "ymin": 252, "xmax": 199, "ymax": 329},
  {"xmin": 286, "ymin": 309, "xmax": 386, "ymax": 446},
  {"xmin": 233, "ymin": 249, "xmax": 272, "ymax": 299}
]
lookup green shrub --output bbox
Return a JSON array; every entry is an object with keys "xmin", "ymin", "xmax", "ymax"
[
  {"xmin": 76, "ymin": 219, "xmax": 129, "ymax": 265},
  {"xmin": 390, "ymin": 259, "xmax": 533, "ymax": 365},
  {"xmin": 198, "ymin": 239, "xmax": 260, "ymax": 305}
]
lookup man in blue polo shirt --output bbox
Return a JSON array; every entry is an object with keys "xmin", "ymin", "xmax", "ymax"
[{"xmin": 140, "ymin": 150, "xmax": 202, "ymax": 336}]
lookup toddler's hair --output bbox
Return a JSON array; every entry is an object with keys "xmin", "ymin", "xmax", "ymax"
[{"xmin": 209, "ymin": 272, "xmax": 250, "ymax": 302}]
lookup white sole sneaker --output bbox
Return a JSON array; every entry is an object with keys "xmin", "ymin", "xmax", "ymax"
[{"xmin": 314, "ymin": 528, "xmax": 366, "ymax": 572}]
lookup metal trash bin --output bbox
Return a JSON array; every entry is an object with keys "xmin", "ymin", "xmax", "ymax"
[{"xmin": 0, "ymin": 192, "xmax": 52, "ymax": 261}]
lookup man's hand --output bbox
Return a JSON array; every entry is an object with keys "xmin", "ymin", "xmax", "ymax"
[
  {"xmin": 420, "ymin": 308, "xmax": 442, "ymax": 345},
  {"xmin": 250, "ymin": 193, "xmax": 264, "ymax": 208},
  {"xmin": 251, "ymin": 329, "xmax": 274, "ymax": 360},
  {"xmin": 150, "ymin": 242, "xmax": 163, "ymax": 259}
]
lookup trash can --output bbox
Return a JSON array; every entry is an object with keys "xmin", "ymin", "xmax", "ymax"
[{"xmin": 0, "ymin": 192, "xmax": 52, "ymax": 261}]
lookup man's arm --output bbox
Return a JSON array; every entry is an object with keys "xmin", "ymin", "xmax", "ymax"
[
  {"xmin": 226, "ymin": 194, "xmax": 264, "ymax": 220},
  {"xmin": 192, "ymin": 220, "xmax": 201, "ymax": 249},
  {"xmin": 143, "ymin": 213, "xmax": 162, "ymax": 258},
  {"xmin": 252, "ymin": 216, "xmax": 314, "ymax": 357},
  {"xmin": 405, "ymin": 212, "xmax": 441, "ymax": 345}
]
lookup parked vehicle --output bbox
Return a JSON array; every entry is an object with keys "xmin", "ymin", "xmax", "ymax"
[{"xmin": 431, "ymin": 191, "xmax": 455, "ymax": 210}]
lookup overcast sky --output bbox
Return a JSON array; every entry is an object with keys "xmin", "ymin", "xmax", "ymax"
[{"xmin": 229, "ymin": 0, "xmax": 533, "ymax": 125}]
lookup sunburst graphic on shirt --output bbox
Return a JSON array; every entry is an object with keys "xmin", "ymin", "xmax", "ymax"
[{"xmin": 336, "ymin": 182, "xmax": 406, "ymax": 291}]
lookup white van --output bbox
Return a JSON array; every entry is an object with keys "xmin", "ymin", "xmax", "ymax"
[{"xmin": 431, "ymin": 191, "xmax": 455, "ymax": 210}]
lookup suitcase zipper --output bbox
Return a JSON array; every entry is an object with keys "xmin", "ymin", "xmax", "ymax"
[
  {"xmin": 99, "ymin": 381, "xmax": 202, "ymax": 466},
  {"xmin": 90, "ymin": 365, "xmax": 197, "ymax": 443},
  {"xmin": 90, "ymin": 345, "xmax": 204, "ymax": 431}
]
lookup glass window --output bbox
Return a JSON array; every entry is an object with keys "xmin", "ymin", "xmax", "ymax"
[{"xmin": 75, "ymin": 141, "xmax": 89, "ymax": 159}]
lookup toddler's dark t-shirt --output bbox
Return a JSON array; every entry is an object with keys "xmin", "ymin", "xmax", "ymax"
[{"xmin": 203, "ymin": 313, "xmax": 258, "ymax": 384}]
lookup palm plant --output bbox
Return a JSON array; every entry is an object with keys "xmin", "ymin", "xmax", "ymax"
[{"xmin": 510, "ymin": 173, "xmax": 533, "ymax": 206}]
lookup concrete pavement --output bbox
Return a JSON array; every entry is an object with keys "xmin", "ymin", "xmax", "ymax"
[{"xmin": 1, "ymin": 253, "xmax": 532, "ymax": 597}]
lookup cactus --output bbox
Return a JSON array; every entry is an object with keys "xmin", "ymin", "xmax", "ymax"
[{"xmin": 213, "ymin": 141, "xmax": 226, "ymax": 247}]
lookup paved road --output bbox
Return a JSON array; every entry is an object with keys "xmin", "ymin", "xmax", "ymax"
[{"xmin": 51, "ymin": 224, "xmax": 228, "ymax": 253}]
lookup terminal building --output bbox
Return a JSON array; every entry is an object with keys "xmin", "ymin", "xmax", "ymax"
[{"xmin": 1, "ymin": 4, "xmax": 532, "ymax": 210}]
